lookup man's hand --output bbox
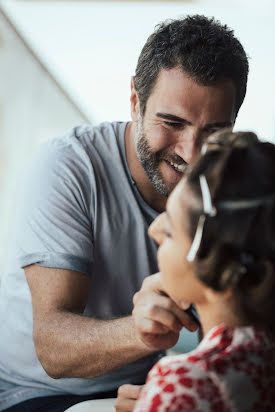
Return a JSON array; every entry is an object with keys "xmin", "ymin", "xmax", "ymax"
[
  {"xmin": 132, "ymin": 273, "xmax": 198, "ymax": 350},
  {"xmin": 114, "ymin": 384, "xmax": 143, "ymax": 412}
]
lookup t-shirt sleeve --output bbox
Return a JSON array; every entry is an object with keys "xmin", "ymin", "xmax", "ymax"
[
  {"xmin": 134, "ymin": 356, "xmax": 229, "ymax": 412},
  {"xmin": 15, "ymin": 137, "xmax": 95, "ymax": 276}
]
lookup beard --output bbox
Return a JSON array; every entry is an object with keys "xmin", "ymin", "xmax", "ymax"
[{"xmin": 135, "ymin": 116, "xmax": 187, "ymax": 197}]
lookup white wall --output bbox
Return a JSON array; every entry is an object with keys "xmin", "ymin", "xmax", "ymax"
[
  {"xmin": 3, "ymin": 0, "xmax": 275, "ymax": 140},
  {"xmin": 0, "ymin": 3, "xmax": 90, "ymax": 274},
  {"xmin": 0, "ymin": 0, "xmax": 274, "ymax": 273}
]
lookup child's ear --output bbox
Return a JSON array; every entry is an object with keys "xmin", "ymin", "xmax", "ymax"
[{"xmin": 130, "ymin": 76, "xmax": 140, "ymax": 122}]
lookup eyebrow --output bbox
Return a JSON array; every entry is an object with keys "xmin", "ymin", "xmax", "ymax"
[
  {"xmin": 156, "ymin": 112, "xmax": 233, "ymax": 129},
  {"xmin": 204, "ymin": 121, "xmax": 233, "ymax": 130},
  {"xmin": 156, "ymin": 112, "xmax": 191, "ymax": 125}
]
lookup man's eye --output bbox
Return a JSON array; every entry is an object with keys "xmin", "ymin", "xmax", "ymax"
[
  {"xmin": 204, "ymin": 127, "xmax": 221, "ymax": 135},
  {"xmin": 163, "ymin": 122, "xmax": 183, "ymax": 129}
]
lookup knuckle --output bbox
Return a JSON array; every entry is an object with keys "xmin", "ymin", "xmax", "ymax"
[
  {"xmin": 132, "ymin": 307, "xmax": 137, "ymax": 318},
  {"xmin": 132, "ymin": 308, "xmax": 143, "ymax": 323},
  {"xmin": 148, "ymin": 304, "xmax": 159, "ymax": 318},
  {"xmin": 132, "ymin": 291, "xmax": 140, "ymax": 305},
  {"xmin": 134, "ymin": 318, "xmax": 146, "ymax": 333},
  {"xmin": 139, "ymin": 319, "xmax": 154, "ymax": 334},
  {"xmin": 164, "ymin": 299, "xmax": 174, "ymax": 311},
  {"xmin": 142, "ymin": 276, "xmax": 153, "ymax": 289},
  {"xmin": 117, "ymin": 384, "xmax": 127, "ymax": 395}
]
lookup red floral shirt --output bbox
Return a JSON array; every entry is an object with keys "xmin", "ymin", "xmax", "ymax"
[{"xmin": 134, "ymin": 325, "xmax": 275, "ymax": 412}]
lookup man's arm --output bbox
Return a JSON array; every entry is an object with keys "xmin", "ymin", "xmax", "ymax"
[
  {"xmin": 26, "ymin": 266, "xmax": 198, "ymax": 380},
  {"xmin": 25, "ymin": 264, "xmax": 153, "ymax": 379}
]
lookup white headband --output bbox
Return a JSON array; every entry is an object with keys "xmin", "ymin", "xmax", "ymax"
[
  {"xmin": 187, "ymin": 175, "xmax": 216, "ymax": 262},
  {"xmin": 186, "ymin": 174, "xmax": 275, "ymax": 262}
]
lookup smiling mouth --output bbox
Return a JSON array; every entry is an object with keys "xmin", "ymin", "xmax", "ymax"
[{"xmin": 164, "ymin": 159, "xmax": 188, "ymax": 174}]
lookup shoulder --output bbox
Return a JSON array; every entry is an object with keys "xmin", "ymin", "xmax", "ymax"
[
  {"xmin": 22, "ymin": 121, "xmax": 129, "ymax": 210},
  {"xmin": 135, "ymin": 355, "xmax": 226, "ymax": 412},
  {"xmin": 25, "ymin": 122, "xmax": 124, "ymax": 187},
  {"xmin": 148, "ymin": 354, "xmax": 216, "ymax": 386},
  {"xmin": 20, "ymin": 126, "xmax": 102, "ymax": 212},
  {"xmin": 73, "ymin": 121, "xmax": 127, "ymax": 156},
  {"xmin": 34, "ymin": 120, "xmax": 126, "ymax": 166}
]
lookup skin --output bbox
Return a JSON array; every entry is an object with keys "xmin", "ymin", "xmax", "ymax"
[
  {"xmin": 148, "ymin": 180, "xmax": 242, "ymax": 337},
  {"xmin": 25, "ymin": 266, "xmax": 152, "ymax": 378},
  {"xmin": 115, "ymin": 68, "xmax": 237, "ymax": 410},
  {"xmin": 148, "ymin": 181, "xmax": 205, "ymax": 309},
  {"xmin": 25, "ymin": 68, "xmax": 237, "ymax": 381},
  {"xmin": 126, "ymin": 67, "xmax": 236, "ymax": 212},
  {"xmin": 114, "ymin": 385, "xmax": 143, "ymax": 412},
  {"xmin": 117, "ymin": 180, "xmax": 243, "ymax": 412}
]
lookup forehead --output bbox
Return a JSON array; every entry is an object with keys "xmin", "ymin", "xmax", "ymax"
[
  {"xmin": 167, "ymin": 180, "xmax": 187, "ymax": 222},
  {"xmin": 146, "ymin": 67, "xmax": 236, "ymax": 123},
  {"xmin": 168, "ymin": 178, "xmax": 200, "ymax": 224}
]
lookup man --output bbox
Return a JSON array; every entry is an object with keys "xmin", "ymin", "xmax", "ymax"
[{"xmin": 0, "ymin": 15, "xmax": 248, "ymax": 412}]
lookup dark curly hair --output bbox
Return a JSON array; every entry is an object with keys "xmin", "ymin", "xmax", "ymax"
[
  {"xmin": 185, "ymin": 130, "xmax": 275, "ymax": 332},
  {"xmin": 134, "ymin": 15, "xmax": 249, "ymax": 118}
]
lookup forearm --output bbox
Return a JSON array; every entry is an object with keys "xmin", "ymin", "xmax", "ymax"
[{"xmin": 34, "ymin": 311, "xmax": 154, "ymax": 379}]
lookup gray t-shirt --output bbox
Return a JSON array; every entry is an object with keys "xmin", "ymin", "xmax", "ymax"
[{"xmin": 0, "ymin": 122, "xmax": 163, "ymax": 411}]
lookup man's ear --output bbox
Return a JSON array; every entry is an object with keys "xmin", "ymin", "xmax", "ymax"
[{"xmin": 130, "ymin": 76, "xmax": 140, "ymax": 122}]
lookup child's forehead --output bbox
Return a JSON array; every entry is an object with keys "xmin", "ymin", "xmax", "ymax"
[
  {"xmin": 167, "ymin": 179, "xmax": 189, "ymax": 218},
  {"xmin": 167, "ymin": 179, "xmax": 185, "ymax": 207}
]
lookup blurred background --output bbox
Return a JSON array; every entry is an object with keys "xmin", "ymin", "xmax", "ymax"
[{"xmin": 0, "ymin": 0, "xmax": 274, "ymax": 350}]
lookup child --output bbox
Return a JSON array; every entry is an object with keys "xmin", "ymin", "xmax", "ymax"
[{"xmin": 133, "ymin": 130, "xmax": 275, "ymax": 411}]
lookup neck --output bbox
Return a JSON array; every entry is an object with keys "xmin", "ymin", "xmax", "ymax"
[
  {"xmin": 196, "ymin": 299, "xmax": 247, "ymax": 337},
  {"xmin": 125, "ymin": 122, "xmax": 167, "ymax": 212}
]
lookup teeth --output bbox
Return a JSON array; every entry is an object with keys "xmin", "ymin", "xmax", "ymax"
[{"xmin": 169, "ymin": 161, "xmax": 186, "ymax": 173}]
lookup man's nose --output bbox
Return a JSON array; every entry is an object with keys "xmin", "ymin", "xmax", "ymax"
[{"xmin": 174, "ymin": 132, "xmax": 198, "ymax": 164}]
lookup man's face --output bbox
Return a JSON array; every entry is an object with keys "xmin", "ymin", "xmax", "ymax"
[{"xmin": 134, "ymin": 68, "xmax": 236, "ymax": 197}]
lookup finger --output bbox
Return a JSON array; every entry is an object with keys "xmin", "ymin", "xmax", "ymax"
[
  {"xmin": 133, "ymin": 294, "xmax": 197, "ymax": 332},
  {"xmin": 134, "ymin": 281, "xmax": 188, "ymax": 323},
  {"xmin": 147, "ymin": 294, "xmax": 198, "ymax": 332},
  {"xmin": 141, "ymin": 330, "xmax": 180, "ymax": 350},
  {"xmin": 134, "ymin": 317, "xmax": 170, "ymax": 334},
  {"xmin": 118, "ymin": 384, "xmax": 143, "ymax": 399},
  {"xmin": 137, "ymin": 273, "xmax": 164, "ymax": 295},
  {"xmin": 172, "ymin": 308, "xmax": 199, "ymax": 332},
  {"xmin": 134, "ymin": 305, "xmax": 198, "ymax": 333},
  {"xmin": 134, "ymin": 305, "xmax": 182, "ymax": 333},
  {"xmin": 114, "ymin": 398, "xmax": 137, "ymax": 412}
]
